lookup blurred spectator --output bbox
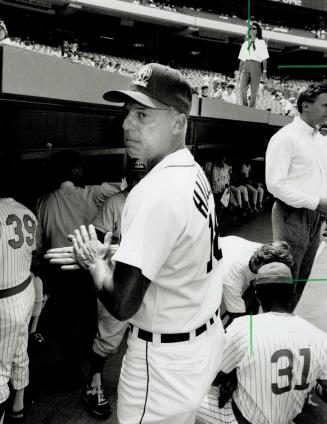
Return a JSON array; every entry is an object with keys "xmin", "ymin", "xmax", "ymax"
[
  {"xmin": 200, "ymin": 85, "xmax": 209, "ymax": 98},
  {"xmin": 222, "ymin": 83, "xmax": 236, "ymax": 104},
  {"xmin": 0, "ymin": 20, "xmax": 10, "ymax": 45},
  {"xmin": 240, "ymin": 158, "xmax": 264, "ymax": 211},
  {"xmin": 213, "ymin": 83, "xmax": 223, "ymax": 100},
  {"xmin": 284, "ymin": 97, "xmax": 297, "ymax": 116}
]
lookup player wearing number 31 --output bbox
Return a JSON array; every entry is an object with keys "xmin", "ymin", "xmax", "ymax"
[
  {"xmin": 196, "ymin": 262, "xmax": 327, "ymax": 424},
  {"xmin": 46, "ymin": 63, "xmax": 226, "ymax": 424},
  {"xmin": 0, "ymin": 172, "xmax": 37, "ymax": 423}
]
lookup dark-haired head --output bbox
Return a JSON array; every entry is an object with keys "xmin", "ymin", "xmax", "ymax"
[
  {"xmin": 47, "ymin": 151, "xmax": 83, "ymax": 190},
  {"xmin": 297, "ymin": 82, "xmax": 327, "ymax": 128},
  {"xmin": 0, "ymin": 156, "xmax": 18, "ymax": 198},
  {"xmin": 297, "ymin": 82, "xmax": 327, "ymax": 113},
  {"xmin": 249, "ymin": 21, "xmax": 263, "ymax": 39},
  {"xmin": 256, "ymin": 283, "xmax": 294, "ymax": 313}
]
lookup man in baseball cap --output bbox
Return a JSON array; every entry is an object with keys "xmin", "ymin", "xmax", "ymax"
[
  {"xmin": 103, "ymin": 62, "xmax": 192, "ymax": 116},
  {"xmin": 46, "ymin": 62, "xmax": 225, "ymax": 424},
  {"xmin": 197, "ymin": 261, "xmax": 327, "ymax": 424}
]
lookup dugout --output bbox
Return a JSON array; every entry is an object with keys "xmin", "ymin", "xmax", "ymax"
[{"xmin": 0, "ymin": 45, "xmax": 291, "ymax": 208}]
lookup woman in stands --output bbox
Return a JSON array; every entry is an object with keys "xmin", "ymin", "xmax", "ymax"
[{"xmin": 238, "ymin": 21, "xmax": 269, "ymax": 107}]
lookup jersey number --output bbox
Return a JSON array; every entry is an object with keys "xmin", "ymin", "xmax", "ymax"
[
  {"xmin": 271, "ymin": 348, "xmax": 310, "ymax": 395},
  {"xmin": 6, "ymin": 214, "xmax": 36, "ymax": 249},
  {"xmin": 207, "ymin": 212, "xmax": 222, "ymax": 273}
]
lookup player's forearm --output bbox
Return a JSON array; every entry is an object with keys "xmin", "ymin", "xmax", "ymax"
[
  {"xmin": 239, "ymin": 61, "xmax": 244, "ymax": 74},
  {"xmin": 90, "ymin": 262, "xmax": 122, "ymax": 319}
]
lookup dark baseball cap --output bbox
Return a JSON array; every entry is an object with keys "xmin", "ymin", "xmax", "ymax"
[
  {"xmin": 256, "ymin": 262, "xmax": 293, "ymax": 286},
  {"xmin": 103, "ymin": 63, "xmax": 192, "ymax": 116}
]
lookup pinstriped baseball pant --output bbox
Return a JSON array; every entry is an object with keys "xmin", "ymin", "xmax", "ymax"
[
  {"xmin": 93, "ymin": 298, "xmax": 128, "ymax": 357},
  {"xmin": 0, "ymin": 283, "xmax": 35, "ymax": 403}
]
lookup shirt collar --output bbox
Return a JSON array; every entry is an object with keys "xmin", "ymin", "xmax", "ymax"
[
  {"xmin": 148, "ymin": 148, "xmax": 195, "ymax": 175},
  {"xmin": 60, "ymin": 181, "xmax": 75, "ymax": 189},
  {"xmin": 293, "ymin": 116, "xmax": 318, "ymax": 137}
]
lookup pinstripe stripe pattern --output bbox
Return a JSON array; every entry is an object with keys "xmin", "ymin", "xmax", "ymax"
[
  {"xmin": 197, "ymin": 387, "xmax": 237, "ymax": 424},
  {"xmin": 0, "ymin": 198, "xmax": 36, "ymax": 289},
  {"xmin": 0, "ymin": 198, "xmax": 36, "ymax": 403},
  {"xmin": 220, "ymin": 313, "xmax": 327, "ymax": 424},
  {"xmin": 0, "ymin": 280, "xmax": 35, "ymax": 403}
]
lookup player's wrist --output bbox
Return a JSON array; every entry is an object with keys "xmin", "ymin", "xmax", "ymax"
[{"xmin": 89, "ymin": 260, "xmax": 113, "ymax": 292}]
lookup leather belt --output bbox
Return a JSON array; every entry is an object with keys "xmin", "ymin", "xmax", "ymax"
[
  {"xmin": 0, "ymin": 275, "xmax": 32, "ymax": 299},
  {"xmin": 129, "ymin": 308, "xmax": 219, "ymax": 343}
]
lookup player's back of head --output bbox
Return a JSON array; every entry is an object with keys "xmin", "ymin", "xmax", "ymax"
[
  {"xmin": 253, "ymin": 240, "xmax": 293, "ymax": 269},
  {"xmin": 0, "ymin": 156, "xmax": 17, "ymax": 198},
  {"xmin": 47, "ymin": 151, "xmax": 84, "ymax": 190},
  {"xmin": 255, "ymin": 262, "xmax": 294, "ymax": 312}
]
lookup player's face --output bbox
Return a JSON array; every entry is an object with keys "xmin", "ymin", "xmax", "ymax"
[
  {"xmin": 250, "ymin": 26, "xmax": 257, "ymax": 39},
  {"xmin": 122, "ymin": 102, "xmax": 177, "ymax": 165},
  {"xmin": 305, "ymin": 93, "xmax": 327, "ymax": 127}
]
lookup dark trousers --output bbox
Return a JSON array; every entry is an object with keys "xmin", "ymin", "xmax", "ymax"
[
  {"xmin": 39, "ymin": 267, "xmax": 97, "ymax": 379},
  {"xmin": 272, "ymin": 199, "xmax": 322, "ymax": 310},
  {"xmin": 240, "ymin": 60, "xmax": 262, "ymax": 107}
]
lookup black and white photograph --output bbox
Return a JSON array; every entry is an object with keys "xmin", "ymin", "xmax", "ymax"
[{"xmin": 0, "ymin": 0, "xmax": 326, "ymax": 423}]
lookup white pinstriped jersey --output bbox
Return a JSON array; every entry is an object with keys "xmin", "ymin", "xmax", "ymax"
[
  {"xmin": 222, "ymin": 313, "xmax": 327, "ymax": 424},
  {"xmin": 0, "ymin": 198, "xmax": 37, "ymax": 289}
]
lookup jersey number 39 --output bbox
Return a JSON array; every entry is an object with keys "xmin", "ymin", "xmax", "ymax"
[{"xmin": 6, "ymin": 214, "xmax": 36, "ymax": 249}]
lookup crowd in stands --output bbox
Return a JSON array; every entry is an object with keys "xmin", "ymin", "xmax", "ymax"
[
  {"xmin": 0, "ymin": 19, "xmax": 321, "ymax": 116},
  {"xmin": 131, "ymin": 0, "xmax": 327, "ymax": 40}
]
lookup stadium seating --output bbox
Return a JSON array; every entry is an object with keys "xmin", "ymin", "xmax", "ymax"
[{"xmin": 1, "ymin": 33, "xmax": 320, "ymax": 116}]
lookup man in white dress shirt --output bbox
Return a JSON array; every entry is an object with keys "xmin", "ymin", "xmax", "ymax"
[
  {"xmin": 238, "ymin": 21, "xmax": 269, "ymax": 107},
  {"xmin": 266, "ymin": 82, "xmax": 327, "ymax": 310}
]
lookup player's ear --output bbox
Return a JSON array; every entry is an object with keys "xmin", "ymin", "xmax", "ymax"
[{"xmin": 172, "ymin": 113, "xmax": 187, "ymax": 135}]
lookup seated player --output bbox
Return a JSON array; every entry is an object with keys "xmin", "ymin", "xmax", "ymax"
[
  {"xmin": 196, "ymin": 262, "xmax": 327, "ymax": 424},
  {"xmin": 220, "ymin": 237, "xmax": 293, "ymax": 327}
]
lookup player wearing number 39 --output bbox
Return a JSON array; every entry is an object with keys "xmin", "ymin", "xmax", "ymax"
[
  {"xmin": 0, "ymin": 181, "xmax": 36, "ymax": 422},
  {"xmin": 196, "ymin": 262, "xmax": 327, "ymax": 424},
  {"xmin": 46, "ymin": 63, "xmax": 226, "ymax": 424}
]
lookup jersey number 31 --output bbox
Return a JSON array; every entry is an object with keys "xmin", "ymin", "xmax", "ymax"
[{"xmin": 271, "ymin": 348, "xmax": 310, "ymax": 395}]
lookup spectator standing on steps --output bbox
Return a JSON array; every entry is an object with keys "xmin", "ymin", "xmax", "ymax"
[{"xmin": 238, "ymin": 21, "xmax": 269, "ymax": 107}]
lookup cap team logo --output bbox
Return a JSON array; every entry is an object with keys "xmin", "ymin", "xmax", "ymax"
[
  {"xmin": 131, "ymin": 65, "xmax": 152, "ymax": 88},
  {"xmin": 134, "ymin": 160, "xmax": 146, "ymax": 170}
]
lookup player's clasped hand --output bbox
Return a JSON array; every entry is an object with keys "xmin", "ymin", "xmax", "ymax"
[{"xmin": 45, "ymin": 225, "xmax": 112, "ymax": 271}]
